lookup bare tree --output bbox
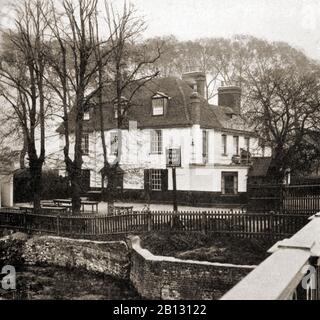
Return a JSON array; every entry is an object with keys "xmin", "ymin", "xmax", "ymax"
[
  {"xmin": 44, "ymin": 0, "xmax": 115, "ymax": 214},
  {"xmin": 0, "ymin": 0, "xmax": 51, "ymax": 211},
  {"xmin": 96, "ymin": 2, "xmax": 162, "ymax": 213},
  {"xmin": 245, "ymin": 60, "xmax": 320, "ymax": 181}
]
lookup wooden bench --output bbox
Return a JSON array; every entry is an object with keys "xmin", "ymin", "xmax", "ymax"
[
  {"xmin": 53, "ymin": 199, "xmax": 72, "ymax": 206},
  {"xmin": 20, "ymin": 205, "xmax": 68, "ymax": 214},
  {"xmin": 113, "ymin": 206, "xmax": 134, "ymax": 216},
  {"xmin": 41, "ymin": 207, "xmax": 68, "ymax": 214},
  {"xmin": 41, "ymin": 202, "xmax": 59, "ymax": 208},
  {"xmin": 19, "ymin": 206, "xmax": 33, "ymax": 214}
]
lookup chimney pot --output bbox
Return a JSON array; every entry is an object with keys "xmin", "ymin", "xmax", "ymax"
[
  {"xmin": 218, "ymin": 86, "xmax": 242, "ymax": 115},
  {"xmin": 182, "ymin": 71, "xmax": 206, "ymax": 98}
]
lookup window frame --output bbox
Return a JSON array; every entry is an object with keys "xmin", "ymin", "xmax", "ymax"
[
  {"xmin": 82, "ymin": 133, "xmax": 90, "ymax": 156},
  {"xmin": 233, "ymin": 136, "xmax": 240, "ymax": 156},
  {"xmin": 114, "ymin": 104, "xmax": 124, "ymax": 119},
  {"xmin": 221, "ymin": 134, "xmax": 228, "ymax": 156},
  {"xmin": 262, "ymin": 145, "xmax": 266, "ymax": 157},
  {"xmin": 114, "ymin": 99, "xmax": 127, "ymax": 119},
  {"xmin": 150, "ymin": 129, "xmax": 163, "ymax": 155},
  {"xmin": 152, "ymin": 93, "xmax": 169, "ymax": 117},
  {"xmin": 152, "ymin": 98, "xmax": 166, "ymax": 116},
  {"xmin": 221, "ymin": 172, "xmax": 239, "ymax": 195},
  {"xmin": 84, "ymin": 104, "xmax": 92, "ymax": 121},
  {"xmin": 202, "ymin": 130, "xmax": 209, "ymax": 164},
  {"xmin": 150, "ymin": 169, "xmax": 162, "ymax": 191},
  {"xmin": 110, "ymin": 132, "xmax": 119, "ymax": 156},
  {"xmin": 244, "ymin": 137, "xmax": 250, "ymax": 152}
]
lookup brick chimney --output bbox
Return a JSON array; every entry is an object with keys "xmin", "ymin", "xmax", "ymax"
[
  {"xmin": 182, "ymin": 71, "xmax": 206, "ymax": 98},
  {"xmin": 190, "ymin": 92, "xmax": 201, "ymax": 124},
  {"xmin": 218, "ymin": 86, "xmax": 242, "ymax": 115}
]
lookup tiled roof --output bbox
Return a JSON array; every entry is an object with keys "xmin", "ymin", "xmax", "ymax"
[
  {"xmin": 57, "ymin": 76, "xmax": 251, "ymax": 133},
  {"xmin": 248, "ymin": 157, "xmax": 272, "ymax": 177}
]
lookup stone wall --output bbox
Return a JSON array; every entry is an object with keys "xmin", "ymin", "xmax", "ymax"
[
  {"xmin": 23, "ymin": 236, "xmax": 131, "ymax": 280},
  {"xmin": 1, "ymin": 233, "xmax": 256, "ymax": 299},
  {"xmin": 128, "ymin": 236, "xmax": 255, "ymax": 300}
]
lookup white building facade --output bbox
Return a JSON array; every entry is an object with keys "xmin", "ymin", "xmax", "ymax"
[{"xmin": 58, "ymin": 72, "xmax": 269, "ymax": 204}]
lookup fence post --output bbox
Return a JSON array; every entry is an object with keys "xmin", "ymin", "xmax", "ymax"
[
  {"xmin": 269, "ymin": 211, "xmax": 275, "ymax": 240},
  {"xmin": 24, "ymin": 212, "xmax": 28, "ymax": 234},
  {"xmin": 279, "ymin": 185, "xmax": 283, "ymax": 214},
  {"xmin": 147, "ymin": 211, "xmax": 152, "ymax": 232},
  {"xmin": 57, "ymin": 215, "xmax": 60, "ymax": 237},
  {"xmin": 201, "ymin": 212, "xmax": 207, "ymax": 234}
]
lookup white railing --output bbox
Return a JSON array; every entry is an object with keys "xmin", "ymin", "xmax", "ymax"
[{"xmin": 222, "ymin": 213, "xmax": 320, "ymax": 300}]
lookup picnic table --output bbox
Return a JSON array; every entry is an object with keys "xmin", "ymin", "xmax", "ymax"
[
  {"xmin": 80, "ymin": 201, "xmax": 99, "ymax": 214},
  {"xmin": 53, "ymin": 199, "xmax": 99, "ymax": 214},
  {"xmin": 112, "ymin": 206, "xmax": 134, "ymax": 216}
]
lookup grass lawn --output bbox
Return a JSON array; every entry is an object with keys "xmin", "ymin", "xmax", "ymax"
[{"xmin": 141, "ymin": 232, "xmax": 274, "ymax": 266}]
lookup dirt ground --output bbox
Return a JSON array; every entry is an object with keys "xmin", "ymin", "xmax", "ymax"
[{"xmin": 141, "ymin": 232, "xmax": 273, "ymax": 266}]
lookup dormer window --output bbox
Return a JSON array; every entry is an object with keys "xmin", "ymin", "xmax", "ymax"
[
  {"xmin": 152, "ymin": 92, "xmax": 168, "ymax": 116},
  {"xmin": 84, "ymin": 104, "xmax": 92, "ymax": 121},
  {"xmin": 114, "ymin": 105, "xmax": 123, "ymax": 119},
  {"xmin": 114, "ymin": 97, "xmax": 128, "ymax": 119}
]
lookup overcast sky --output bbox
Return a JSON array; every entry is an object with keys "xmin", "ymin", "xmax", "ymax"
[{"xmin": 1, "ymin": 0, "xmax": 320, "ymax": 60}]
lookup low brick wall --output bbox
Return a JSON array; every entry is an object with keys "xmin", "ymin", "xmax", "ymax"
[
  {"xmin": 23, "ymin": 236, "xmax": 131, "ymax": 280},
  {"xmin": 128, "ymin": 236, "xmax": 255, "ymax": 300}
]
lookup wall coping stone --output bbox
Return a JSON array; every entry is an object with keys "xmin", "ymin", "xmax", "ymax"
[
  {"xmin": 128, "ymin": 235, "xmax": 256, "ymax": 270},
  {"xmin": 39, "ymin": 236, "xmax": 129, "ymax": 247}
]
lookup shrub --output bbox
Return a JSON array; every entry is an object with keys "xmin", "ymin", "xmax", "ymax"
[{"xmin": 14, "ymin": 169, "xmax": 71, "ymax": 203}]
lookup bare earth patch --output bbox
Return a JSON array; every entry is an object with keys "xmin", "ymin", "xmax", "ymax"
[{"xmin": 141, "ymin": 232, "xmax": 274, "ymax": 266}]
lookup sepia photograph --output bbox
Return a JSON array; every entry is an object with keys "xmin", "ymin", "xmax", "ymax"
[{"xmin": 0, "ymin": 0, "xmax": 320, "ymax": 307}]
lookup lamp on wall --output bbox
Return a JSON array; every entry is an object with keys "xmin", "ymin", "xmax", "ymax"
[{"xmin": 191, "ymin": 139, "xmax": 195, "ymax": 162}]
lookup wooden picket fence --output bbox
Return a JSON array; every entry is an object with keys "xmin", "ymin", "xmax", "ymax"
[
  {"xmin": 281, "ymin": 184, "xmax": 320, "ymax": 215},
  {"xmin": 248, "ymin": 184, "xmax": 320, "ymax": 215},
  {"xmin": 0, "ymin": 208, "xmax": 311, "ymax": 240}
]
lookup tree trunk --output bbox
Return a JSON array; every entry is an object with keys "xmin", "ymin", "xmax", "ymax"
[
  {"xmin": 20, "ymin": 134, "xmax": 28, "ymax": 170},
  {"xmin": 269, "ymin": 146, "xmax": 286, "ymax": 184},
  {"xmin": 101, "ymin": 172, "xmax": 108, "ymax": 202},
  {"xmin": 71, "ymin": 165, "xmax": 82, "ymax": 214},
  {"xmin": 106, "ymin": 166, "xmax": 117, "ymax": 215},
  {"xmin": 29, "ymin": 159, "xmax": 43, "ymax": 213},
  {"xmin": 71, "ymin": 131, "xmax": 83, "ymax": 215}
]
